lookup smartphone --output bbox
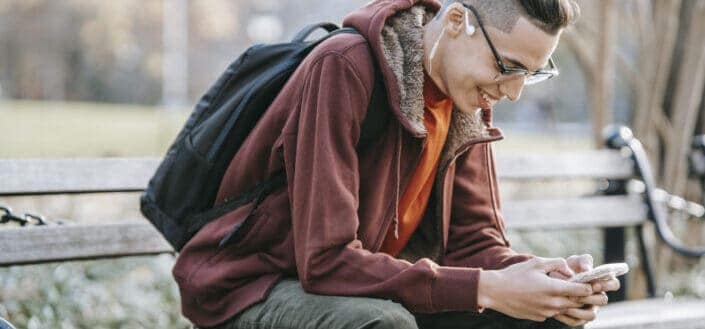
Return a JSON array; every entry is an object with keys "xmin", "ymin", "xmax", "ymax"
[{"xmin": 568, "ymin": 263, "xmax": 629, "ymax": 283}]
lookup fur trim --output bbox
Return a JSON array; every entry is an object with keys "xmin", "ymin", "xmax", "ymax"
[
  {"xmin": 379, "ymin": 4, "xmax": 492, "ymax": 263},
  {"xmin": 379, "ymin": 5, "xmax": 489, "ymax": 175},
  {"xmin": 439, "ymin": 107, "xmax": 489, "ymax": 169},
  {"xmin": 380, "ymin": 6, "xmax": 429, "ymax": 134}
]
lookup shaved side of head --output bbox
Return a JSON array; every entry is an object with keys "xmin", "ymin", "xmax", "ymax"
[{"xmin": 439, "ymin": 0, "xmax": 579, "ymax": 35}]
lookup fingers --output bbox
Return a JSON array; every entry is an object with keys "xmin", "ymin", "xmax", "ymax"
[
  {"xmin": 554, "ymin": 313, "xmax": 587, "ymax": 327},
  {"xmin": 548, "ymin": 271, "xmax": 570, "ymax": 280},
  {"xmin": 564, "ymin": 305, "xmax": 598, "ymax": 322},
  {"xmin": 591, "ymin": 280, "xmax": 602, "ymax": 292},
  {"xmin": 601, "ymin": 277, "xmax": 620, "ymax": 292},
  {"xmin": 527, "ymin": 314, "xmax": 550, "ymax": 322},
  {"xmin": 553, "ymin": 280, "xmax": 593, "ymax": 297},
  {"xmin": 552, "ymin": 254, "xmax": 595, "ymax": 281},
  {"xmin": 577, "ymin": 292, "xmax": 608, "ymax": 306},
  {"xmin": 567, "ymin": 254, "xmax": 593, "ymax": 273},
  {"xmin": 538, "ymin": 257, "xmax": 575, "ymax": 278},
  {"xmin": 526, "ymin": 296, "xmax": 584, "ymax": 321},
  {"xmin": 591, "ymin": 275, "xmax": 620, "ymax": 292},
  {"xmin": 548, "ymin": 296, "xmax": 583, "ymax": 309}
]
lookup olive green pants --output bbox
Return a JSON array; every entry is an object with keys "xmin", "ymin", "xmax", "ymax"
[{"xmin": 199, "ymin": 278, "xmax": 580, "ymax": 329}]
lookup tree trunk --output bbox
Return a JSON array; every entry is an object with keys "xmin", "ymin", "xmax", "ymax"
[
  {"xmin": 570, "ymin": 0, "xmax": 705, "ymax": 298},
  {"xmin": 591, "ymin": 0, "xmax": 617, "ymax": 146}
]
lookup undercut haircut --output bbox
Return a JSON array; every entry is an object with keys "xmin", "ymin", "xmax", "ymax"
[{"xmin": 439, "ymin": 0, "xmax": 580, "ymax": 35}]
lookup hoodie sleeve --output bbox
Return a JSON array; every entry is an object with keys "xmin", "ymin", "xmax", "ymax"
[
  {"xmin": 441, "ymin": 143, "xmax": 534, "ymax": 270},
  {"xmin": 281, "ymin": 47, "xmax": 484, "ymax": 313}
]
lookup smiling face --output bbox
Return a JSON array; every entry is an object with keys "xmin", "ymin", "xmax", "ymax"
[{"xmin": 423, "ymin": 3, "xmax": 562, "ymax": 114}]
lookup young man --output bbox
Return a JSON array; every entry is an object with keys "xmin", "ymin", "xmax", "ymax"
[{"xmin": 175, "ymin": 0, "xmax": 620, "ymax": 328}]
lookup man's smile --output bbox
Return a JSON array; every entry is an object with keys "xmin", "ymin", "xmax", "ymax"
[{"xmin": 478, "ymin": 87, "xmax": 500, "ymax": 109}]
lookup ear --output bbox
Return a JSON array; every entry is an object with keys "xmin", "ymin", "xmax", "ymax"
[{"xmin": 442, "ymin": 3, "xmax": 466, "ymax": 38}]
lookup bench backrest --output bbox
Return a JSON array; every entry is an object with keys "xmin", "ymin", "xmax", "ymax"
[
  {"xmin": 495, "ymin": 151, "xmax": 644, "ymax": 230},
  {"xmin": 0, "ymin": 150, "xmax": 641, "ymax": 266}
]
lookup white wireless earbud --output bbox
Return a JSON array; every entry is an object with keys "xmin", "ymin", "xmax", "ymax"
[
  {"xmin": 429, "ymin": 26, "xmax": 446, "ymax": 75},
  {"xmin": 465, "ymin": 11, "xmax": 476, "ymax": 36}
]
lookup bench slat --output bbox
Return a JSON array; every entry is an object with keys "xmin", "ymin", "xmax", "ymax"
[
  {"xmin": 588, "ymin": 298, "xmax": 705, "ymax": 329},
  {"xmin": 496, "ymin": 150, "xmax": 634, "ymax": 180},
  {"xmin": 0, "ymin": 195, "xmax": 646, "ymax": 266},
  {"xmin": 0, "ymin": 151, "xmax": 634, "ymax": 195},
  {"xmin": 503, "ymin": 195, "xmax": 647, "ymax": 230},
  {"xmin": 0, "ymin": 158, "xmax": 161, "ymax": 195},
  {"xmin": 0, "ymin": 223, "xmax": 174, "ymax": 266}
]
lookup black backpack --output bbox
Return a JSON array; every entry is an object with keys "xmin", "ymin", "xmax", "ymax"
[{"xmin": 140, "ymin": 23, "xmax": 388, "ymax": 252}]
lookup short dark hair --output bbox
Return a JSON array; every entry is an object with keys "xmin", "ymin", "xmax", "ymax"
[{"xmin": 439, "ymin": 0, "xmax": 580, "ymax": 35}]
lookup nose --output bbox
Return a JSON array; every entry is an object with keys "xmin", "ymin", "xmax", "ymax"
[{"xmin": 499, "ymin": 76, "xmax": 525, "ymax": 101}]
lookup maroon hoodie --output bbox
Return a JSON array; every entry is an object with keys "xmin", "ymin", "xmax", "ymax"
[{"xmin": 172, "ymin": 0, "xmax": 531, "ymax": 327}]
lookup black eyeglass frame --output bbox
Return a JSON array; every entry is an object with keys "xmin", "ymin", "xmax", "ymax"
[{"xmin": 462, "ymin": 3, "xmax": 559, "ymax": 85}]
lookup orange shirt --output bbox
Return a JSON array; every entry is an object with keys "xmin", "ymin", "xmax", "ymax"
[{"xmin": 379, "ymin": 73, "xmax": 453, "ymax": 257}]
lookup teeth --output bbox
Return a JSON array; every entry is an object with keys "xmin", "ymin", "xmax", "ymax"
[{"xmin": 481, "ymin": 91, "xmax": 491, "ymax": 104}]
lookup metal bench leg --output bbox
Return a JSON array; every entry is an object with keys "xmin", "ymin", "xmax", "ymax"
[
  {"xmin": 602, "ymin": 178, "xmax": 628, "ymax": 302},
  {"xmin": 636, "ymin": 224, "xmax": 657, "ymax": 298},
  {"xmin": 604, "ymin": 226, "xmax": 627, "ymax": 302}
]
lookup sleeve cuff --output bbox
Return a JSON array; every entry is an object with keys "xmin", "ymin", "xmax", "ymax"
[
  {"xmin": 430, "ymin": 266, "xmax": 482, "ymax": 312},
  {"xmin": 499, "ymin": 253, "xmax": 534, "ymax": 268}
]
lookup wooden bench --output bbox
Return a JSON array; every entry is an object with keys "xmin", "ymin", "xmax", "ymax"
[{"xmin": 1, "ymin": 132, "xmax": 704, "ymax": 328}]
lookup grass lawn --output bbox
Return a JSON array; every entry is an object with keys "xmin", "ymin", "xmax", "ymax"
[
  {"xmin": 1, "ymin": 100, "xmax": 592, "ymax": 159},
  {"xmin": 0, "ymin": 100, "xmax": 189, "ymax": 158}
]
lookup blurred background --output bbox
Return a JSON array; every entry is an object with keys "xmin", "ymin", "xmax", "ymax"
[{"xmin": 1, "ymin": 0, "xmax": 704, "ymax": 328}]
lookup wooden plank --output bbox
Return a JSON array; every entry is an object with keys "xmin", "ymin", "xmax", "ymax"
[
  {"xmin": 0, "ymin": 158, "xmax": 160, "ymax": 195},
  {"xmin": 502, "ymin": 195, "xmax": 647, "ymax": 230},
  {"xmin": 0, "ymin": 195, "xmax": 645, "ymax": 266},
  {"xmin": 496, "ymin": 150, "xmax": 634, "ymax": 180},
  {"xmin": 588, "ymin": 298, "xmax": 705, "ymax": 329},
  {"xmin": 0, "ymin": 151, "xmax": 633, "ymax": 195},
  {"xmin": 0, "ymin": 222, "xmax": 174, "ymax": 266}
]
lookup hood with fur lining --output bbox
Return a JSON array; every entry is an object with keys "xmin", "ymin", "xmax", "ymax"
[
  {"xmin": 343, "ymin": 0, "xmax": 493, "ymax": 176},
  {"xmin": 344, "ymin": 0, "xmax": 503, "ymax": 263}
]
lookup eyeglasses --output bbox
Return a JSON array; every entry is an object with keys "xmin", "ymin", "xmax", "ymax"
[{"xmin": 462, "ymin": 4, "xmax": 559, "ymax": 85}]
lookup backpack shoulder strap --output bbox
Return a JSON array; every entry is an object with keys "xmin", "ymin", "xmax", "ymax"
[
  {"xmin": 357, "ymin": 67, "xmax": 388, "ymax": 150},
  {"xmin": 290, "ymin": 24, "xmax": 389, "ymax": 150},
  {"xmin": 213, "ymin": 26, "xmax": 389, "ymax": 247}
]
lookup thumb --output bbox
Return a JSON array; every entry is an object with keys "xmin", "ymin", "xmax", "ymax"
[
  {"xmin": 548, "ymin": 271, "xmax": 571, "ymax": 280},
  {"xmin": 539, "ymin": 258, "xmax": 575, "ymax": 278}
]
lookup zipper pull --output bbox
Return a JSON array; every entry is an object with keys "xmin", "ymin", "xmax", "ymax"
[
  {"xmin": 218, "ymin": 221, "xmax": 245, "ymax": 248},
  {"xmin": 218, "ymin": 192, "xmax": 264, "ymax": 248}
]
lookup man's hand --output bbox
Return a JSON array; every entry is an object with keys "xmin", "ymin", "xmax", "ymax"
[
  {"xmin": 550, "ymin": 254, "xmax": 620, "ymax": 327},
  {"xmin": 478, "ymin": 257, "xmax": 593, "ymax": 322},
  {"xmin": 563, "ymin": 254, "xmax": 621, "ymax": 293}
]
